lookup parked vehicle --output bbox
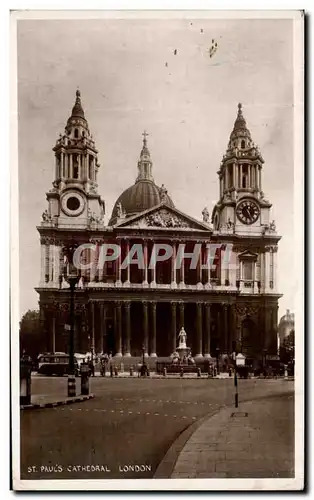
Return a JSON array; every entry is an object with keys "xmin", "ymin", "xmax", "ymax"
[{"xmin": 37, "ymin": 353, "xmax": 80, "ymax": 376}]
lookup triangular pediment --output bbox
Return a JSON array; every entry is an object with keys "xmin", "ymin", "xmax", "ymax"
[
  {"xmin": 114, "ymin": 203, "xmax": 212, "ymax": 232},
  {"xmin": 238, "ymin": 250, "xmax": 258, "ymax": 260}
]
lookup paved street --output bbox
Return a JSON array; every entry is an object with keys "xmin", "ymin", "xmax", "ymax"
[
  {"xmin": 21, "ymin": 377, "xmax": 294, "ymax": 480},
  {"xmin": 172, "ymin": 392, "xmax": 294, "ymax": 478}
]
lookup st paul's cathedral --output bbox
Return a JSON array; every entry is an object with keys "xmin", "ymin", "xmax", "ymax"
[{"xmin": 36, "ymin": 91, "xmax": 282, "ymax": 361}]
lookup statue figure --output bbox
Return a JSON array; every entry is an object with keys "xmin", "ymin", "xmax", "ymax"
[
  {"xmin": 269, "ymin": 220, "xmax": 276, "ymax": 232},
  {"xmin": 202, "ymin": 207, "xmax": 210, "ymax": 223},
  {"xmin": 178, "ymin": 327, "xmax": 187, "ymax": 349},
  {"xmin": 116, "ymin": 202, "xmax": 123, "ymax": 218},
  {"xmin": 159, "ymin": 184, "xmax": 168, "ymax": 202},
  {"xmin": 226, "ymin": 217, "xmax": 234, "ymax": 229},
  {"xmin": 42, "ymin": 209, "xmax": 50, "ymax": 222}
]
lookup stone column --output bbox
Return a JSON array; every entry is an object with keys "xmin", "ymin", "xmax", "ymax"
[
  {"xmin": 217, "ymin": 307, "xmax": 221, "ymax": 350},
  {"xmin": 171, "ymin": 241, "xmax": 177, "ymax": 288},
  {"xmin": 99, "ymin": 302, "xmax": 104, "ymax": 354},
  {"xmin": 98, "ymin": 242, "xmax": 103, "ymax": 283},
  {"xmin": 197, "ymin": 243, "xmax": 203, "ymax": 288},
  {"xmin": 240, "ymin": 164, "xmax": 243, "ymax": 187},
  {"xmin": 45, "ymin": 241, "xmax": 50, "ymax": 283},
  {"xmin": 179, "ymin": 302, "xmax": 185, "ymax": 329},
  {"xmin": 124, "ymin": 301, "xmax": 131, "ymax": 357},
  {"xmin": 233, "ymin": 163, "xmax": 236, "ymax": 189},
  {"xmin": 195, "ymin": 302, "xmax": 203, "ymax": 358},
  {"xmin": 90, "ymin": 243, "xmax": 97, "ymax": 283},
  {"xmin": 143, "ymin": 301, "xmax": 148, "ymax": 356},
  {"xmin": 115, "ymin": 302, "xmax": 122, "ymax": 357},
  {"xmin": 116, "ymin": 239, "xmax": 122, "ymax": 286},
  {"xmin": 273, "ymin": 247, "xmax": 278, "ymax": 292},
  {"xmin": 248, "ymin": 164, "xmax": 251, "ymax": 188},
  {"xmin": 259, "ymin": 166, "xmax": 262, "ymax": 191},
  {"xmin": 171, "ymin": 302, "xmax": 177, "ymax": 353},
  {"xmin": 151, "ymin": 244, "xmax": 156, "ymax": 286},
  {"xmin": 204, "ymin": 303, "xmax": 211, "ymax": 358},
  {"xmin": 179, "ymin": 248, "xmax": 185, "ymax": 287},
  {"xmin": 78, "ymin": 155, "xmax": 81, "ymax": 180},
  {"xmin": 69, "ymin": 154, "xmax": 73, "ymax": 179},
  {"xmin": 60, "ymin": 152, "xmax": 64, "ymax": 178},
  {"xmin": 49, "ymin": 242, "xmax": 54, "ymax": 282},
  {"xmin": 54, "ymin": 244, "xmax": 60, "ymax": 286},
  {"xmin": 55, "ymin": 155, "xmax": 59, "ymax": 180},
  {"xmin": 150, "ymin": 302, "xmax": 157, "ymax": 357},
  {"xmin": 125, "ymin": 239, "xmax": 130, "ymax": 285},
  {"xmin": 91, "ymin": 301, "xmax": 95, "ymax": 355},
  {"xmin": 265, "ymin": 248, "xmax": 270, "ymax": 292},
  {"xmin": 206, "ymin": 244, "xmax": 211, "ymax": 288},
  {"xmin": 40, "ymin": 240, "xmax": 45, "ymax": 285},
  {"xmin": 143, "ymin": 240, "xmax": 148, "ymax": 287}
]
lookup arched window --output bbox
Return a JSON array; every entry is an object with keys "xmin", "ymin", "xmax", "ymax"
[
  {"xmin": 82, "ymin": 131, "xmax": 85, "ymax": 137},
  {"xmin": 74, "ymin": 128, "xmax": 79, "ymax": 138},
  {"xmin": 241, "ymin": 140, "xmax": 245, "ymax": 149}
]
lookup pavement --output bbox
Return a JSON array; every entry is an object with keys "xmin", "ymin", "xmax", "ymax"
[
  {"xmin": 20, "ymin": 376, "xmax": 294, "ymax": 481},
  {"xmin": 168, "ymin": 392, "xmax": 295, "ymax": 479},
  {"xmin": 21, "ymin": 394, "xmax": 95, "ymax": 410}
]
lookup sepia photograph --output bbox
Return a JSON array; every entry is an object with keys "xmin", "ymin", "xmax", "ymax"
[{"xmin": 11, "ymin": 9, "xmax": 304, "ymax": 491}]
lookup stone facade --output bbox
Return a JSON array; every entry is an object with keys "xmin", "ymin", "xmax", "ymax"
[{"xmin": 36, "ymin": 95, "xmax": 282, "ymax": 360}]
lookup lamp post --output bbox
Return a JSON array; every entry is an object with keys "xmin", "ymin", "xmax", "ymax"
[{"xmin": 66, "ymin": 271, "xmax": 79, "ymax": 397}]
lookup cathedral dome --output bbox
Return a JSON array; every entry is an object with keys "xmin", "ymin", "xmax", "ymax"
[
  {"xmin": 109, "ymin": 132, "xmax": 174, "ymax": 225},
  {"xmin": 109, "ymin": 179, "xmax": 174, "ymax": 225}
]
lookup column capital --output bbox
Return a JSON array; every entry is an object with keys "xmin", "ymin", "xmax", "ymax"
[
  {"xmin": 142, "ymin": 300, "xmax": 148, "ymax": 307},
  {"xmin": 150, "ymin": 301, "xmax": 157, "ymax": 310},
  {"xmin": 115, "ymin": 300, "xmax": 122, "ymax": 308},
  {"xmin": 124, "ymin": 300, "xmax": 131, "ymax": 309}
]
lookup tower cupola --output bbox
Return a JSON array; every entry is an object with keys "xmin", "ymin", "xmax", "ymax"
[
  {"xmin": 52, "ymin": 89, "xmax": 100, "ymax": 193},
  {"xmin": 136, "ymin": 131, "xmax": 154, "ymax": 182}
]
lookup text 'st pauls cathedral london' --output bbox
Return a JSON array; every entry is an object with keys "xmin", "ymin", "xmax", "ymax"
[{"xmin": 37, "ymin": 90, "xmax": 281, "ymax": 362}]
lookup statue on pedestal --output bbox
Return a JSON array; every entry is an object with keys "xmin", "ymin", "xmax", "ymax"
[{"xmin": 178, "ymin": 327, "xmax": 187, "ymax": 348}]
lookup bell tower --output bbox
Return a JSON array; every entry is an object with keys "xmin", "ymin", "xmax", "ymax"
[
  {"xmin": 212, "ymin": 103, "xmax": 272, "ymax": 236},
  {"xmin": 38, "ymin": 90, "xmax": 105, "ymax": 290},
  {"xmin": 44, "ymin": 89, "xmax": 105, "ymax": 227}
]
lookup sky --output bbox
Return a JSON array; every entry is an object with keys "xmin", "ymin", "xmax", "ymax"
[{"xmin": 17, "ymin": 15, "xmax": 295, "ymax": 320}]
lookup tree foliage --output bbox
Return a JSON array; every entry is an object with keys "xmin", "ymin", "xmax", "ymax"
[
  {"xmin": 19, "ymin": 309, "xmax": 43, "ymax": 359},
  {"xmin": 280, "ymin": 329, "xmax": 295, "ymax": 364}
]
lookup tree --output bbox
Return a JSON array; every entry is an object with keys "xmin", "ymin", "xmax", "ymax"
[
  {"xmin": 280, "ymin": 329, "xmax": 295, "ymax": 364},
  {"xmin": 19, "ymin": 309, "xmax": 44, "ymax": 359}
]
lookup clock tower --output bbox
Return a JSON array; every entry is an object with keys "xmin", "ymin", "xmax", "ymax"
[
  {"xmin": 212, "ymin": 103, "xmax": 272, "ymax": 235},
  {"xmin": 211, "ymin": 103, "xmax": 281, "ymax": 357},
  {"xmin": 38, "ymin": 90, "xmax": 105, "ymax": 288}
]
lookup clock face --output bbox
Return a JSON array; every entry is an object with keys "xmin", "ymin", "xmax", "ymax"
[
  {"xmin": 236, "ymin": 199, "xmax": 260, "ymax": 225},
  {"xmin": 61, "ymin": 190, "xmax": 85, "ymax": 217}
]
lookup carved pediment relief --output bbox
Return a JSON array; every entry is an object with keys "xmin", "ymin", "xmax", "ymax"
[{"xmin": 116, "ymin": 207, "xmax": 210, "ymax": 231}]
